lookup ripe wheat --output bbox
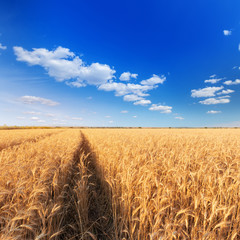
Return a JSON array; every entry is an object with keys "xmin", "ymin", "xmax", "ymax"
[
  {"xmin": 0, "ymin": 129, "xmax": 62, "ymax": 151},
  {"xmin": 1, "ymin": 128, "xmax": 240, "ymax": 239},
  {"xmin": 82, "ymin": 128, "xmax": 240, "ymax": 239},
  {"xmin": 0, "ymin": 129, "xmax": 91, "ymax": 239}
]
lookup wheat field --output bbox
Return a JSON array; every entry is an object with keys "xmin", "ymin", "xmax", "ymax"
[{"xmin": 0, "ymin": 128, "xmax": 240, "ymax": 239}]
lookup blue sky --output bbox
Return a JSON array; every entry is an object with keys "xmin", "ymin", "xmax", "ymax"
[{"xmin": 0, "ymin": 0, "xmax": 240, "ymax": 127}]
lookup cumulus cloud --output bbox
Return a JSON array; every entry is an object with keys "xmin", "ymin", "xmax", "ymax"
[
  {"xmin": 66, "ymin": 82, "xmax": 87, "ymax": 88},
  {"xmin": 98, "ymin": 82, "xmax": 127, "ymax": 95},
  {"xmin": 13, "ymin": 46, "xmax": 116, "ymax": 86},
  {"xmin": 99, "ymin": 77, "xmax": 169, "ymax": 110},
  {"xmin": 199, "ymin": 97, "xmax": 230, "ymax": 105},
  {"xmin": 121, "ymin": 110, "xmax": 128, "ymax": 113},
  {"xmin": 0, "ymin": 43, "xmax": 7, "ymax": 50},
  {"xmin": 191, "ymin": 86, "xmax": 223, "ymax": 98},
  {"xmin": 140, "ymin": 74, "xmax": 166, "ymax": 85},
  {"xmin": 99, "ymin": 82, "xmax": 155, "ymax": 97},
  {"xmin": 224, "ymin": 79, "xmax": 240, "ymax": 85},
  {"xmin": 123, "ymin": 94, "xmax": 143, "ymax": 102},
  {"xmin": 133, "ymin": 99, "xmax": 151, "ymax": 106},
  {"xmin": 223, "ymin": 30, "xmax": 232, "ymax": 36},
  {"xmin": 149, "ymin": 104, "xmax": 172, "ymax": 113},
  {"xmin": 14, "ymin": 46, "xmax": 170, "ymax": 112},
  {"xmin": 19, "ymin": 96, "xmax": 59, "ymax": 106},
  {"xmin": 175, "ymin": 116, "xmax": 184, "ymax": 120},
  {"xmin": 119, "ymin": 72, "xmax": 138, "ymax": 81},
  {"xmin": 207, "ymin": 110, "xmax": 221, "ymax": 114},
  {"xmin": 204, "ymin": 78, "xmax": 223, "ymax": 84},
  {"xmin": 216, "ymin": 89, "xmax": 234, "ymax": 95}
]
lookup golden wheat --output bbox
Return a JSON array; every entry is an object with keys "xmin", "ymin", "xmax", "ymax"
[
  {"xmin": 82, "ymin": 128, "xmax": 240, "ymax": 239},
  {"xmin": 0, "ymin": 129, "xmax": 63, "ymax": 151},
  {"xmin": 1, "ymin": 128, "xmax": 240, "ymax": 239},
  {"xmin": 0, "ymin": 129, "xmax": 91, "ymax": 239}
]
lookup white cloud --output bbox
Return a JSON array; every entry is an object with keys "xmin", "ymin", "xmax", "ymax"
[
  {"xmin": 13, "ymin": 46, "xmax": 116, "ymax": 86},
  {"xmin": 199, "ymin": 97, "xmax": 230, "ymax": 105},
  {"xmin": 70, "ymin": 62, "xmax": 115, "ymax": 86},
  {"xmin": 119, "ymin": 72, "xmax": 138, "ymax": 81},
  {"xmin": 0, "ymin": 43, "xmax": 7, "ymax": 50},
  {"xmin": 223, "ymin": 30, "xmax": 232, "ymax": 36},
  {"xmin": 133, "ymin": 99, "xmax": 151, "ymax": 106},
  {"xmin": 131, "ymin": 73, "xmax": 138, "ymax": 78},
  {"xmin": 121, "ymin": 110, "xmax": 128, "ymax": 113},
  {"xmin": 175, "ymin": 116, "xmax": 184, "ymax": 120},
  {"xmin": 105, "ymin": 116, "xmax": 111, "ymax": 118},
  {"xmin": 149, "ymin": 104, "xmax": 172, "ymax": 113},
  {"xmin": 210, "ymin": 74, "xmax": 217, "ymax": 78},
  {"xmin": 98, "ymin": 80, "xmax": 168, "ymax": 110},
  {"xmin": 140, "ymin": 74, "xmax": 166, "ymax": 85},
  {"xmin": 207, "ymin": 110, "xmax": 221, "ymax": 114},
  {"xmin": 98, "ymin": 82, "xmax": 127, "ymax": 95},
  {"xmin": 217, "ymin": 95, "xmax": 230, "ymax": 99},
  {"xmin": 125, "ymin": 84, "xmax": 155, "ymax": 96},
  {"xmin": 19, "ymin": 96, "xmax": 59, "ymax": 106},
  {"xmin": 224, "ymin": 79, "xmax": 240, "ymax": 85},
  {"xmin": 204, "ymin": 78, "xmax": 223, "ymax": 84},
  {"xmin": 72, "ymin": 117, "xmax": 83, "ymax": 120},
  {"xmin": 123, "ymin": 94, "xmax": 143, "ymax": 102},
  {"xmin": 109, "ymin": 120, "xmax": 113, "ymax": 124},
  {"xmin": 66, "ymin": 81, "xmax": 87, "ymax": 88},
  {"xmin": 216, "ymin": 89, "xmax": 234, "ymax": 95},
  {"xmin": 98, "ymin": 82, "xmax": 155, "ymax": 97},
  {"xmin": 16, "ymin": 116, "xmax": 25, "ymax": 119},
  {"xmin": 133, "ymin": 116, "xmax": 137, "ymax": 118},
  {"xmin": 31, "ymin": 117, "xmax": 40, "ymax": 120},
  {"xmin": 191, "ymin": 86, "xmax": 223, "ymax": 98},
  {"xmin": 14, "ymin": 46, "xmax": 168, "ymax": 112}
]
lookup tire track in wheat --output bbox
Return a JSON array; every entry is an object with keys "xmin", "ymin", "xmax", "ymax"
[
  {"xmin": 45, "ymin": 131, "xmax": 114, "ymax": 239},
  {"xmin": 78, "ymin": 132, "xmax": 114, "ymax": 240}
]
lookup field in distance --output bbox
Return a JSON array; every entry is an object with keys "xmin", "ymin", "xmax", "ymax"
[{"xmin": 0, "ymin": 128, "xmax": 240, "ymax": 239}]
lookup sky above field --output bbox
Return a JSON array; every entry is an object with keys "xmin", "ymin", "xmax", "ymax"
[{"xmin": 0, "ymin": 0, "xmax": 240, "ymax": 127}]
